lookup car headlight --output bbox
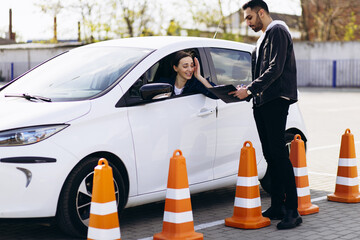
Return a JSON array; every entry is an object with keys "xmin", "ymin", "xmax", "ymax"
[{"xmin": 0, "ymin": 124, "xmax": 69, "ymax": 146}]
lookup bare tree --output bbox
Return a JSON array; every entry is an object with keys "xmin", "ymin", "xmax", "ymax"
[
  {"xmin": 185, "ymin": 0, "xmax": 225, "ymax": 32},
  {"xmin": 111, "ymin": 0, "xmax": 153, "ymax": 37},
  {"xmin": 69, "ymin": 0, "xmax": 124, "ymax": 42},
  {"xmin": 185, "ymin": 0, "xmax": 244, "ymax": 40},
  {"xmin": 70, "ymin": 0, "xmax": 95, "ymax": 42},
  {"xmin": 299, "ymin": 0, "xmax": 360, "ymax": 41},
  {"xmin": 35, "ymin": 0, "xmax": 64, "ymax": 42},
  {"xmin": 299, "ymin": 0, "xmax": 310, "ymax": 41},
  {"xmin": 217, "ymin": 0, "xmax": 227, "ymax": 34}
]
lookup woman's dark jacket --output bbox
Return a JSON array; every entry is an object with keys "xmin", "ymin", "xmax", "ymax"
[
  {"xmin": 247, "ymin": 24, "xmax": 298, "ymax": 106},
  {"xmin": 158, "ymin": 75, "xmax": 218, "ymax": 99}
]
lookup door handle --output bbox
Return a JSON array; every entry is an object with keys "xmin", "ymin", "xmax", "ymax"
[{"xmin": 198, "ymin": 107, "xmax": 216, "ymax": 117}]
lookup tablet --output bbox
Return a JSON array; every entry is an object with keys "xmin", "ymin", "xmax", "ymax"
[{"xmin": 208, "ymin": 85, "xmax": 245, "ymax": 103}]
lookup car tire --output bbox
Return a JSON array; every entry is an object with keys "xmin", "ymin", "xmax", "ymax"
[
  {"xmin": 56, "ymin": 156, "xmax": 126, "ymax": 238},
  {"xmin": 259, "ymin": 132, "xmax": 306, "ymax": 194}
]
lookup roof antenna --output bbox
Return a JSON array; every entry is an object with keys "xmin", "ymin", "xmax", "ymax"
[{"xmin": 213, "ymin": 18, "xmax": 223, "ymax": 39}]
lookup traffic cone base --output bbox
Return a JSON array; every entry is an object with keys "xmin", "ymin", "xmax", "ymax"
[
  {"xmin": 225, "ymin": 207, "xmax": 270, "ymax": 229},
  {"xmin": 290, "ymin": 135, "xmax": 319, "ymax": 215},
  {"xmin": 298, "ymin": 196, "xmax": 319, "ymax": 215},
  {"xmin": 225, "ymin": 141, "xmax": 270, "ymax": 230},
  {"xmin": 154, "ymin": 222, "xmax": 203, "ymax": 240},
  {"xmin": 327, "ymin": 195, "xmax": 360, "ymax": 203},
  {"xmin": 328, "ymin": 185, "xmax": 360, "ymax": 203},
  {"xmin": 328, "ymin": 129, "xmax": 360, "ymax": 203}
]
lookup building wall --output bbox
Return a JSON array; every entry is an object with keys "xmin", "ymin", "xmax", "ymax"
[
  {"xmin": 0, "ymin": 43, "xmax": 82, "ymax": 81},
  {"xmin": 294, "ymin": 41, "xmax": 360, "ymax": 60}
]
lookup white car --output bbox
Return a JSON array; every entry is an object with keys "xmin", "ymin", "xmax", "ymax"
[{"xmin": 0, "ymin": 36, "xmax": 306, "ymax": 237}]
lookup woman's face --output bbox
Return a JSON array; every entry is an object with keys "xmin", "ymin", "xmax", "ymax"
[{"xmin": 173, "ymin": 56, "xmax": 194, "ymax": 80}]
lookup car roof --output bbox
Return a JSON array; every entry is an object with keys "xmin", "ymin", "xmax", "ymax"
[{"xmin": 83, "ymin": 36, "xmax": 254, "ymax": 52}]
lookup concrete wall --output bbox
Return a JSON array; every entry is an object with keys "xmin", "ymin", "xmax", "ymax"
[
  {"xmin": 294, "ymin": 41, "xmax": 360, "ymax": 60},
  {"xmin": 0, "ymin": 43, "xmax": 83, "ymax": 81}
]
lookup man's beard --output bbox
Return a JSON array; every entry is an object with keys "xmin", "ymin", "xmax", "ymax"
[{"xmin": 251, "ymin": 13, "xmax": 263, "ymax": 32}]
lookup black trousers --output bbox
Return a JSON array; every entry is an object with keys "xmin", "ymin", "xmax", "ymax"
[{"xmin": 253, "ymin": 98, "xmax": 298, "ymax": 210}]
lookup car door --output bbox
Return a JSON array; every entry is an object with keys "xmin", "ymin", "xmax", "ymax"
[
  {"xmin": 121, "ymin": 49, "xmax": 217, "ymax": 195},
  {"xmin": 205, "ymin": 47, "xmax": 264, "ymax": 179}
]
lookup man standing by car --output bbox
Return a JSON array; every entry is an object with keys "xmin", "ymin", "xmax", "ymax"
[{"xmin": 230, "ymin": 0, "xmax": 301, "ymax": 229}]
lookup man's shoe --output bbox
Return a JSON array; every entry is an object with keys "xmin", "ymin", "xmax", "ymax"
[
  {"xmin": 262, "ymin": 205, "xmax": 285, "ymax": 220},
  {"xmin": 277, "ymin": 209, "xmax": 302, "ymax": 230}
]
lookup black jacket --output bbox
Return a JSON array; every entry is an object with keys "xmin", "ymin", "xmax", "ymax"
[{"xmin": 247, "ymin": 24, "xmax": 298, "ymax": 106}]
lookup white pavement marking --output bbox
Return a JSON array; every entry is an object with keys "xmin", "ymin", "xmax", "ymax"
[
  {"xmin": 194, "ymin": 220, "xmax": 225, "ymax": 231},
  {"xmin": 138, "ymin": 196, "xmax": 329, "ymax": 240},
  {"xmin": 308, "ymin": 171, "xmax": 336, "ymax": 177},
  {"xmin": 311, "ymin": 196, "xmax": 328, "ymax": 202}
]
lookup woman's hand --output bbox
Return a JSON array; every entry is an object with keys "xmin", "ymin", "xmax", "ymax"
[
  {"xmin": 193, "ymin": 57, "xmax": 213, "ymax": 88},
  {"xmin": 194, "ymin": 57, "xmax": 201, "ymax": 79}
]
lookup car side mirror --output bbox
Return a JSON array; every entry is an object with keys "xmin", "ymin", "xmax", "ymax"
[{"xmin": 140, "ymin": 83, "xmax": 173, "ymax": 100}]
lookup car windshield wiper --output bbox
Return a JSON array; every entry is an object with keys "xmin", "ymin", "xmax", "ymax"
[{"xmin": 5, "ymin": 93, "xmax": 52, "ymax": 102}]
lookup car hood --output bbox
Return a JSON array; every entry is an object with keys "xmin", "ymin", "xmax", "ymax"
[{"xmin": 0, "ymin": 98, "xmax": 91, "ymax": 131}]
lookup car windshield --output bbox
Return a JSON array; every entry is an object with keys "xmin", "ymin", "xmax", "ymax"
[{"xmin": 1, "ymin": 46, "xmax": 151, "ymax": 102}]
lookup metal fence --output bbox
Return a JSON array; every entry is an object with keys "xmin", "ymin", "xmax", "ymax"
[
  {"xmin": 296, "ymin": 59, "xmax": 360, "ymax": 87},
  {"xmin": 1, "ymin": 59, "xmax": 360, "ymax": 87}
]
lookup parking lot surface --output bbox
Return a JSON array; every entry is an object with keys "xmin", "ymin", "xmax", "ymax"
[{"xmin": 1, "ymin": 87, "xmax": 360, "ymax": 239}]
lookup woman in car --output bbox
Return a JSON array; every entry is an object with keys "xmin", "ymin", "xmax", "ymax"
[{"xmin": 158, "ymin": 51, "xmax": 217, "ymax": 99}]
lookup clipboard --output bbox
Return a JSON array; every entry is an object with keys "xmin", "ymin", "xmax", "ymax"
[{"xmin": 208, "ymin": 85, "xmax": 245, "ymax": 103}]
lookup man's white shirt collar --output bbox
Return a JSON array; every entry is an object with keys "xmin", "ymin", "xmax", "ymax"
[{"xmin": 256, "ymin": 20, "xmax": 290, "ymax": 60}]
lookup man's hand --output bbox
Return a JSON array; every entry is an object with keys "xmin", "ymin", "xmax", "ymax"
[{"xmin": 229, "ymin": 85, "xmax": 249, "ymax": 100}]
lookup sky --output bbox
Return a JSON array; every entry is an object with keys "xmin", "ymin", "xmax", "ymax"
[{"xmin": 0, "ymin": 0, "xmax": 301, "ymax": 42}]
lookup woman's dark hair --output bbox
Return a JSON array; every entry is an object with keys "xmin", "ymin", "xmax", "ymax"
[
  {"xmin": 171, "ymin": 51, "xmax": 193, "ymax": 67},
  {"xmin": 242, "ymin": 0, "xmax": 269, "ymax": 14}
]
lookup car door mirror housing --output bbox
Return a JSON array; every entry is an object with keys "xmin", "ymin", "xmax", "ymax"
[{"xmin": 140, "ymin": 83, "xmax": 173, "ymax": 100}]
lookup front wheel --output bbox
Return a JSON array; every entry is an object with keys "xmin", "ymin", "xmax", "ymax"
[
  {"xmin": 56, "ymin": 157, "xmax": 126, "ymax": 238},
  {"xmin": 259, "ymin": 132, "xmax": 306, "ymax": 194}
]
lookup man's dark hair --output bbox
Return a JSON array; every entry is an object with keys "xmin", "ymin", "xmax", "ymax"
[{"xmin": 242, "ymin": 0, "xmax": 269, "ymax": 14}]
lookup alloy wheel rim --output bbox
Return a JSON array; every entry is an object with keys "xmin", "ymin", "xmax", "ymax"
[{"xmin": 75, "ymin": 171, "xmax": 119, "ymax": 226}]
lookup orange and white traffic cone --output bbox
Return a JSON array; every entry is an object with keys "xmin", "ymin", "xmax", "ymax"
[
  {"xmin": 225, "ymin": 141, "xmax": 270, "ymax": 229},
  {"xmin": 328, "ymin": 129, "xmax": 360, "ymax": 203},
  {"xmin": 87, "ymin": 158, "xmax": 121, "ymax": 240},
  {"xmin": 153, "ymin": 150, "xmax": 203, "ymax": 240},
  {"xmin": 290, "ymin": 134, "xmax": 319, "ymax": 215}
]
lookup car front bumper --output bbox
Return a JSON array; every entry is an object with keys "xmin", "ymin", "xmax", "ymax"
[{"xmin": 0, "ymin": 141, "xmax": 77, "ymax": 218}]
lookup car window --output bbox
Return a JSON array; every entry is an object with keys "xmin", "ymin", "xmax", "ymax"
[
  {"xmin": 152, "ymin": 48, "xmax": 202, "ymax": 84},
  {"xmin": 209, "ymin": 48, "xmax": 252, "ymax": 86},
  {"xmin": 128, "ymin": 48, "xmax": 204, "ymax": 99}
]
